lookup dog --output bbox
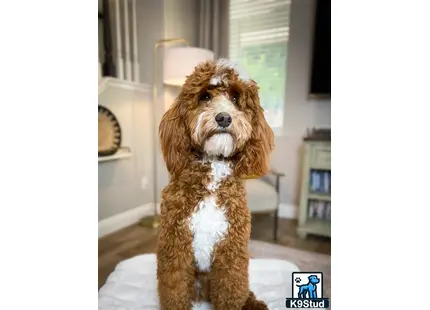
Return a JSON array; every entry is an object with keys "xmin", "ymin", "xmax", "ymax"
[
  {"xmin": 296, "ymin": 275, "xmax": 320, "ymax": 299},
  {"xmin": 156, "ymin": 59, "xmax": 274, "ymax": 310}
]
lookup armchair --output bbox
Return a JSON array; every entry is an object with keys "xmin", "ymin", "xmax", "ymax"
[{"xmin": 245, "ymin": 169, "xmax": 285, "ymax": 241}]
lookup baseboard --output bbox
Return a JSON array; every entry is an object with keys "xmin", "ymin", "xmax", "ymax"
[
  {"xmin": 98, "ymin": 203, "xmax": 157, "ymax": 238},
  {"xmin": 278, "ymin": 203, "xmax": 298, "ymax": 219}
]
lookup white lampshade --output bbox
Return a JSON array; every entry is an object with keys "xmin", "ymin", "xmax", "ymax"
[{"xmin": 163, "ymin": 47, "xmax": 214, "ymax": 86}]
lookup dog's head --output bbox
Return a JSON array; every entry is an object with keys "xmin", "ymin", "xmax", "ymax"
[
  {"xmin": 159, "ymin": 59, "xmax": 274, "ymax": 178},
  {"xmin": 308, "ymin": 275, "xmax": 320, "ymax": 284}
]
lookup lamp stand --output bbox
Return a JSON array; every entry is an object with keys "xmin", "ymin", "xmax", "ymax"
[{"xmin": 139, "ymin": 38, "xmax": 190, "ymax": 229}]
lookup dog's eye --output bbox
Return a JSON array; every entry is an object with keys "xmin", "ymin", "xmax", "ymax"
[
  {"xmin": 199, "ymin": 92, "xmax": 211, "ymax": 102},
  {"xmin": 232, "ymin": 93, "xmax": 239, "ymax": 103}
]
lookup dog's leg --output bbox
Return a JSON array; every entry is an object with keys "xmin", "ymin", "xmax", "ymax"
[
  {"xmin": 209, "ymin": 243, "xmax": 250, "ymax": 310},
  {"xmin": 157, "ymin": 253, "xmax": 195, "ymax": 309},
  {"xmin": 156, "ymin": 225, "xmax": 195, "ymax": 310}
]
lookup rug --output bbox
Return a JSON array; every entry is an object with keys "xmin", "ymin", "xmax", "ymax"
[
  {"xmin": 249, "ymin": 240, "xmax": 331, "ymax": 299},
  {"xmin": 99, "ymin": 254, "xmax": 302, "ymax": 310}
]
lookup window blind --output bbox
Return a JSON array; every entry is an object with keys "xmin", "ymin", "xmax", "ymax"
[{"xmin": 229, "ymin": 0, "xmax": 291, "ymax": 128}]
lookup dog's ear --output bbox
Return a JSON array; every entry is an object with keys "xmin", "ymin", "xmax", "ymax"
[
  {"xmin": 235, "ymin": 81, "xmax": 275, "ymax": 179},
  {"xmin": 159, "ymin": 98, "xmax": 191, "ymax": 177}
]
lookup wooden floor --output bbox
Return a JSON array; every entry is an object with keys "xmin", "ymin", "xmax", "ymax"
[{"xmin": 98, "ymin": 215, "xmax": 331, "ymax": 289}]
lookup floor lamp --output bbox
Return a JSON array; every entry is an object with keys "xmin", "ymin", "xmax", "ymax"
[{"xmin": 139, "ymin": 39, "xmax": 214, "ymax": 228}]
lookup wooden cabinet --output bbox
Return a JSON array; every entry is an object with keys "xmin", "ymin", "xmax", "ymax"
[{"xmin": 297, "ymin": 140, "xmax": 331, "ymax": 239}]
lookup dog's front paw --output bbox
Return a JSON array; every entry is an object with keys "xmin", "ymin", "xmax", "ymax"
[
  {"xmin": 242, "ymin": 292, "xmax": 269, "ymax": 310},
  {"xmin": 248, "ymin": 300, "xmax": 269, "ymax": 310}
]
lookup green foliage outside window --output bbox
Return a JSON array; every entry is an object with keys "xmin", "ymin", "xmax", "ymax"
[{"xmin": 241, "ymin": 42, "xmax": 287, "ymax": 110}]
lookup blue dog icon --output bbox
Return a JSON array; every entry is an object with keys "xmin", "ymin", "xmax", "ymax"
[{"xmin": 296, "ymin": 275, "xmax": 320, "ymax": 299}]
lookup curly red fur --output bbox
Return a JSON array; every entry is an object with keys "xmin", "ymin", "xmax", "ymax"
[
  {"xmin": 233, "ymin": 79, "xmax": 274, "ymax": 179},
  {"xmin": 159, "ymin": 98, "xmax": 193, "ymax": 178},
  {"xmin": 157, "ymin": 59, "xmax": 274, "ymax": 310}
]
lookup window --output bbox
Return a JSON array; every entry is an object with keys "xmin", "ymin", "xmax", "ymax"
[{"xmin": 229, "ymin": 0, "xmax": 291, "ymax": 129}]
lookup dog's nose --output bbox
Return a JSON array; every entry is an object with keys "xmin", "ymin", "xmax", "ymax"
[{"xmin": 215, "ymin": 112, "xmax": 232, "ymax": 128}]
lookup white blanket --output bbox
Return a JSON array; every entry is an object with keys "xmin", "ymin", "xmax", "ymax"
[{"xmin": 99, "ymin": 254, "xmax": 300, "ymax": 310}]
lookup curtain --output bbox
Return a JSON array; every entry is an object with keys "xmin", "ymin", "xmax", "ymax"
[{"xmin": 197, "ymin": 0, "xmax": 229, "ymax": 59}]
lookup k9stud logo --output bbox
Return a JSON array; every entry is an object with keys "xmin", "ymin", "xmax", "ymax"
[{"xmin": 285, "ymin": 272, "xmax": 329, "ymax": 308}]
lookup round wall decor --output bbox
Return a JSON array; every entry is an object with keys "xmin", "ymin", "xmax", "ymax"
[{"xmin": 98, "ymin": 105, "xmax": 122, "ymax": 156}]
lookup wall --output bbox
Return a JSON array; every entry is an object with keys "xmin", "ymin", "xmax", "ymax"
[
  {"xmin": 164, "ymin": 0, "xmax": 199, "ymax": 44},
  {"xmin": 136, "ymin": 0, "xmax": 200, "ymax": 204},
  {"xmin": 135, "ymin": 0, "xmax": 198, "ymax": 85},
  {"xmin": 99, "ymin": 0, "xmax": 201, "ymax": 222},
  {"xmin": 99, "ymin": 0, "xmax": 165, "ymax": 222},
  {"xmin": 155, "ymin": 0, "xmax": 200, "ymax": 202},
  {"xmin": 98, "ymin": 81, "xmax": 153, "ymax": 220},
  {"xmin": 270, "ymin": 0, "xmax": 331, "ymax": 215}
]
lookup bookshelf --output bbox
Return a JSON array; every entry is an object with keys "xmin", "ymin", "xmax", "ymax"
[{"xmin": 297, "ymin": 131, "xmax": 331, "ymax": 239}]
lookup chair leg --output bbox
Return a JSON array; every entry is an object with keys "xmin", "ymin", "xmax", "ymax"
[{"xmin": 273, "ymin": 209, "xmax": 279, "ymax": 242}]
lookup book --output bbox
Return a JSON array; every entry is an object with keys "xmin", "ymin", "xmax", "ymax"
[
  {"xmin": 323, "ymin": 172, "xmax": 330, "ymax": 193},
  {"xmin": 310, "ymin": 171, "xmax": 320, "ymax": 192},
  {"xmin": 316, "ymin": 201, "xmax": 325, "ymax": 219},
  {"xmin": 310, "ymin": 170, "xmax": 331, "ymax": 194},
  {"xmin": 325, "ymin": 202, "xmax": 331, "ymax": 220},
  {"xmin": 308, "ymin": 200, "xmax": 315, "ymax": 218}
]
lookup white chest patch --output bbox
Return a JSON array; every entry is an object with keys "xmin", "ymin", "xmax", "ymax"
[{"xmin": 189, "ymin": 161, "xmax": 231, "ymax": 272}]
